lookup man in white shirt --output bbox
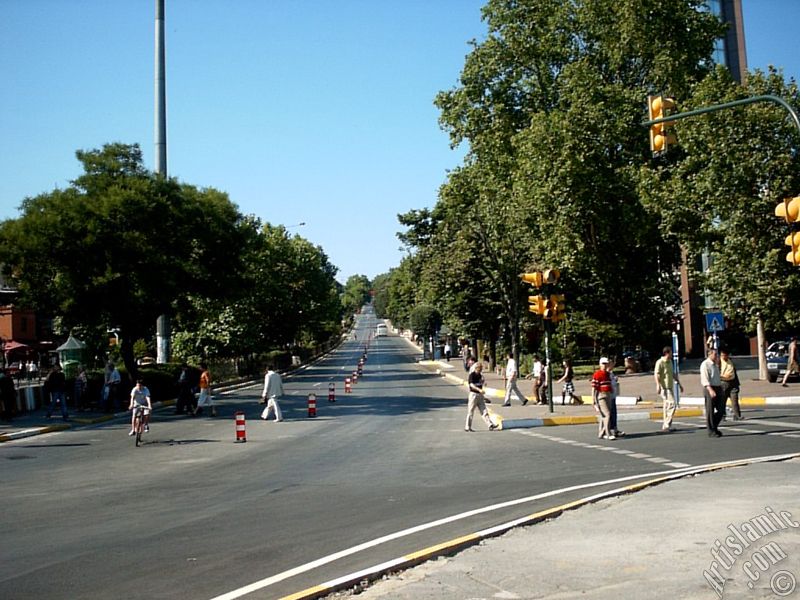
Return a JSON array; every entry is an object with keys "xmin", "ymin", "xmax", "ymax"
[
  {"xmin": 502, "ymin": 351, "xmax": 528, "ymax": 407},
  {"xmin": 531, "ymin": 355, "xmax": 543, "ymax": 404},
  {"xmin": 700, "ymin": 348, "xmax": 723, "ymax": 437},
  {"xmin": 260, "ymin": 365, "xmax": 284, "ymax": 422}
]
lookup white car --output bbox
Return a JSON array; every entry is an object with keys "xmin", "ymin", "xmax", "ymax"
[{"xmin": 375, "ymin": 324, "xmax": 388, "ymax": 337}]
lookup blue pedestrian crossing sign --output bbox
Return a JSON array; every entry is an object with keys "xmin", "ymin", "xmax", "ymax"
[{"xmin": 705, "ymin": 311, "xmax": 725, "ymax": 333}]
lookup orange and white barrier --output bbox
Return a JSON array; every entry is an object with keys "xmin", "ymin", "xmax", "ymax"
[
  {"xmin": 345, "ymin": 377, "xmax": 352, "ymax": 393},
  {"xmin": 328, "ymin": 382, "xmax": 335, "ymax": 402},
  {"xmin": 308, "ymin": 393, "xmax": 317, "ymax": 418},
  {"xmin": 235, "ymin": 411, "xmax": 247, "ymax": 443}
]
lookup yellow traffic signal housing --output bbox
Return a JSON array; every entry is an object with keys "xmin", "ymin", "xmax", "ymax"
[
  {"xmin": 550, "ymin": 294, "xmax": 566, "ymax": 322},
  {"xmin": 528, "ymin": 295, "xmax": 546, "ymax": 315},
  {"xmin": 785, "ymin": 231, "xmax": 800, "ymax": 266},
  {"xmin": 521, "ymin": 272, "xmax": 543, "ymax": 288},
  {"xmin": 542, "ymin": 297, "xmax": 555, "ymax": 320},
  {"xmin": 648, "ymin": 95, "xmax": 677, "ymax": 156},
  {"xmin": 775, "ymin": 196, "xmax": 800, "ymax": 266},
  {"xmin": 543, "ymin": 294, "xmax": 566, "ymax": 321},
  {"xmin": 775, "ymin": 196, "xmax": 800, "ymax": 223},
  {"xmin": 543, "ymin": 268, "xmax": 560, "ymax": 285}
]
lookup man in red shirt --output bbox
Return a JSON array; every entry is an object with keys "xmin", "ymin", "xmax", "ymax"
[{"xmin": 591, "ymin": 357, "xmax": 615, "ymax": 440}]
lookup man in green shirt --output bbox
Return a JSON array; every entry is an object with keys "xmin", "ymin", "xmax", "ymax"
[{"xmin": 654, "ymin": 346, "xmax": 683, "ymax": 432}]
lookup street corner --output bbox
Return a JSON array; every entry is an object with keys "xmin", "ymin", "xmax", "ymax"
[{"xmin": 0, "ymin": 422, "xmax": 71, "ymax": 442}]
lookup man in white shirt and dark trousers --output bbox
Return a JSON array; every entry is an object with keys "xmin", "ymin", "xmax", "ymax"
[
  {"xmin": 260, "ymin": 365, "xmax": 284, "ymax": 422},
  {"xmin": 700, "ymin": 348, "xmax": 724, "ymax": 437},
  {"xmin": 502, "ymin": 351, "xmax": 528, "ymax": 406}
]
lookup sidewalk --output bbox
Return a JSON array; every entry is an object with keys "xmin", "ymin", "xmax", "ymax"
[
  {"xmin": 340, "ymin": 456, "xmax": 800, "ymax": 600},
  {"xmin": 417, "ymin": 356, "xmax": 800, "ymax": 427}
]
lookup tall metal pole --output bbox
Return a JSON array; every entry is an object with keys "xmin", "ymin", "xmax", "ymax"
[
  {"xmin": 155, "ymin": 0, "xmax": 167, "ymax": 175},
  {"xmin": 155, "ymin": 0, "xmax": 170, "ymax": 363},
  {"xmin": 544, "ymin": 322, "xmax": 554, "ymax": 413}
]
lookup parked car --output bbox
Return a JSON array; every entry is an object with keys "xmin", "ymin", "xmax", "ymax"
[{"xmin": 766, "ymin": 340, "xmax": 798, "ymax": 383}]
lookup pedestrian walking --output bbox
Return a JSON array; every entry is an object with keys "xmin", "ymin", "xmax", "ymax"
[
  {"xmin": 444, "ymin": 342, "xmax": 452, "ymax": 362},
  {"xmin": 701, "ymin": 348, "xmax": 724, "ymax": 437},
  {"xmin": 654, "ymin": 346, "xmax": 683, "ymax": 432},
  {"xmin": 607, "ymin": 359, "xmax": 624, "ymax": 437},
  {"xmin": 175, "ymin": 364, "xmax": 193, "ymax": 415},
  {"xmin": 260, "ymin": 365, "xmax": 284, "ymax": 422},
  {"xmin": 502, "ymin": 351, "xmax": 528, "ymax": 406},
  {"xmin": 193, "ymin": 363, "xmax": 215, "ymax": 416},
  {"xmin": 465, "ymin": 362, "xmax": 497, "ymax": 432},
  {"xmin": 538, "ymin": 358, "xmax": 549, "ymax": 405},
  {"xmin": 101, "ymin": 361, "xmax": 121, "ymax": 412},
  {"xmin": 782, "ymin": 336, "xmax": 799, "ymax": 387},
  {"xmin": 719, "ymin": 348, "xmax": 742, "ymax": 420},
  {"xmin": 74, "ymin": 365, "xmax": 88, "ymax": 411},
  {"xmin": 45, "ymin": 364, "xmax": 68, "ymax": 421},
  {"xmin": 556, "ymin": 359, "xmax": 581, "ymax": 405},
  {"xmin": 28, "ymin": 360, "xmax": 38, "ymax": 383},
  {"xmin": 591, "ymin": 357, "xmax": 614, "ymax": 440},
  {"xmin": 530, "ymin": 355, "xmax": 543, "ymax": 404},
  {"xmin": 465, "ymin": 349, "xmax": 475, "ymax": 373}
]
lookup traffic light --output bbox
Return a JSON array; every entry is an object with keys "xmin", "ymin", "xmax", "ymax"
[
  {"xmin": 543, "ymin": 268, "xmax": 560, "ymax": 285},
  {"xmin": 785, "ymin": 231, "xmax": 800, "ymax": 266},
  {"xmin": 648, "ymin": 95, "xmax": 677, "ymax": 156},
  {"xmin": 521, "ymin": 272, "xmax": 543, "ymax": 288},
  {"xmin": 775, "ymin": 196, "xmax": 800, "ymax": 266},
  {"xmin": 550, "ymin": 294, "xmax": 566, "ymax": 322},
  {"xmin": 528, "ymin": 295, "xmax": 546, "ymax": 315}
]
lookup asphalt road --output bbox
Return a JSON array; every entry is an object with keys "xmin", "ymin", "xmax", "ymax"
[{"xmin": 3, "ymin": 311, "xmax": 800, "ymax": 600}]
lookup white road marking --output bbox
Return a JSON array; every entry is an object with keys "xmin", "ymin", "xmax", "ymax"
[
  {"xmin": 209, "ymin": 453, "xmax": 800, "ymax": 600},
  {"xmin": 512, "ymin": 431, "xmax": 686, "ymax": 469},
  {"xmin": 746, "ymin": 418, "xmax": 800, "ymax": 430}
]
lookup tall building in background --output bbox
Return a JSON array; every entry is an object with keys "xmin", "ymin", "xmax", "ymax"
[{"xmin": 680, "ymin": 0, "xmax": 748, "ymax": 357}]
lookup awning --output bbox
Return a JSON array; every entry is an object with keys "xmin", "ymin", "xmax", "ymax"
[{"xmin": 3, "ymin": 340, "xmax": 29, "ymax": 352}]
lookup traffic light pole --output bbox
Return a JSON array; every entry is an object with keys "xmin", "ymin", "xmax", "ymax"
[
  {"xmin": 643, "ymin": 94, "xmax": 800, "ymax": 137},
  {"xmin": 544, "ymin": 321, "xmax": 554, "ymax": 413}
]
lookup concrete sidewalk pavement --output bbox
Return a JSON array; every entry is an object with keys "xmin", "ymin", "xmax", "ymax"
[{"xmin": 332, "ymin": 456, "xmax": 800, "ymax": 600}]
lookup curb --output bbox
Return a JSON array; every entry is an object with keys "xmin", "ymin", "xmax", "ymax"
[
  {"xmin": 0, "ymin": 423, "xmax": 71, "ymax": 443},
  {"xmin": 424, "ymin": 361, "xmax": 800, "ymax": 412},
  {"xmin": 497, "ymin": 408, "xmax": 704, "ymax": 430},
  {"xmin": 276, "ymin": 452, "xmax": 800, "ymax": 600}
]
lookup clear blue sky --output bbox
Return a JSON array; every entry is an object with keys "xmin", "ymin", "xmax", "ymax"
[{"xmin": 1, "ymin": 1, "xmax": 797, "ymax": 283}]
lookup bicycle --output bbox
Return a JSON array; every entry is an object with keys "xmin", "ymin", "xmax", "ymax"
[{"xmin": 132, "ymin": 405, "xmax": 148, "ymax": 447}]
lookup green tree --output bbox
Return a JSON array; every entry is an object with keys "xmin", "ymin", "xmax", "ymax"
[
  {"xmin": 640, "ymin": 67, "xmax": 800, "ymax": 373},
  {"xmin": 341, "ymin": 274, "xmax": 372, "ymax": 315},
  {"xmin": 426, "ymin": 0, "xmax": 726, "ymax": 354},
  {"xmin": 409, "ymin": 305, "xmax": 442, "ymax": 339},
  {"xmin": 173, "ymin": 220, "xmax": 342, "ymax": 360},
  {"xmin": 0, "ymin": 143, "xmax": 245, "ymax": 377}
]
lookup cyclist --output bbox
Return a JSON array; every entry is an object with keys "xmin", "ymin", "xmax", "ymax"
[{"xmin": 128, "ymin": 379, "xmax": 152, "ymax": 436}]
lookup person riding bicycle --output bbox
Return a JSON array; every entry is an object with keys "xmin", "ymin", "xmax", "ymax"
[{"xmin": 128, "ymin": 379, "xmax": 152, "ymax": 436}]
